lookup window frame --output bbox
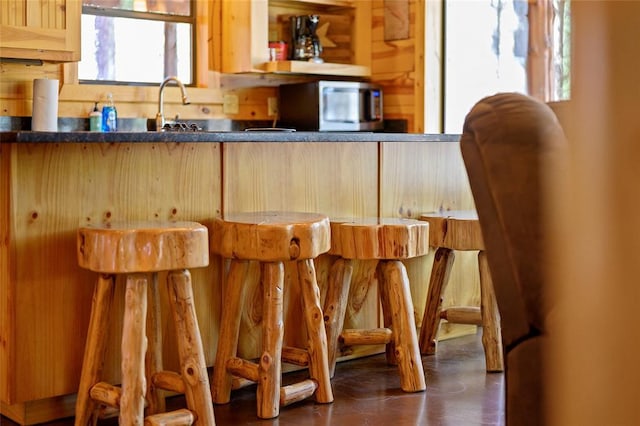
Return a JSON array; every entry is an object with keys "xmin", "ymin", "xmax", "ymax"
[
  {"xmin": 424, "ymin": 0, "xmax": 570, "ymax": 133},
  {"xmin": 64, "ymin": 0, "xmax": 209, "ymax": 89},
  {"xmin": 508, "ymin": 0, "xmax": 571, "ymax": 101},
  {"xmin": 79, "ymin": 2, "xmax": 197, "ymax": 86}
]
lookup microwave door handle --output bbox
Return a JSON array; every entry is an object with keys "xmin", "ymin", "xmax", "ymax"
[{"xmin": 365, "ymin": 90, "xmax": 375, "ymax": 121}]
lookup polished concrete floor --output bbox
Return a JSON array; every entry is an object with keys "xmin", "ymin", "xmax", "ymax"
[{"xmin": 2, "ymin": 332, "xmax": 504, "ymax": 425}]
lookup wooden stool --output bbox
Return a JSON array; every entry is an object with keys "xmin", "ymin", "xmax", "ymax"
[
  {"xmin": 210, "ymin": 211, "xmax": 333, "ymax": 419},
  {"xmin": 323, "ymin": 218, "xmax": 428, "ymax": 392},
  {"xmin": 74, "ymin": 221, "xmax": 216, "ymax": 426},
  {"xmin": 418, "ymin": 210, "xmax": 504, "ymax": 372}
]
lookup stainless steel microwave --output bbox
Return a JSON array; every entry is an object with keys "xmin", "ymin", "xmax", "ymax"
[{"xmin": 278, "ymin": 81, "xmax": 383, "ymax": 131}]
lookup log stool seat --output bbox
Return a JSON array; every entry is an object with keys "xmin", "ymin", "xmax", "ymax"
[
  {"xmin": 74, "ymin": 221, "xmax": 216, "ymax": 426},
  {"xmin": 324, "ymin": 217, "xmax": 429, "ymax": 392},
  {"xmin": 210, "ymin": 211, "xmax": 333, "ymax": 419},
  {"xmin": 418, "ymin": 210, "xmax": 504, "ymax": 372}
]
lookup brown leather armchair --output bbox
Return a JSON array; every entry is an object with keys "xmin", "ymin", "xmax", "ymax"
[{"xmin": 460, "ymin": 92, "xmax": 567, "ymax": 426}]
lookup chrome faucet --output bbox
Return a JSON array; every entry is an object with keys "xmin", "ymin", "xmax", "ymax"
[{"xmin": 156, "ymin": 76, "xmax": 190, "ymax": 130}]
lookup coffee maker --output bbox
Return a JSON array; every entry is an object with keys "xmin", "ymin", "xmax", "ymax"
[{"xmin": 290, "ymin": 15, "xmax": 323, "ymax": 63}]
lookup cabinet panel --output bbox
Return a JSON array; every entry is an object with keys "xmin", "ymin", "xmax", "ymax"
[
  {"xmin": 0, "ymin": 0, "xmax": 80, "ymax": 62},
  {"xmin": 380, "ymin": 141, "xmax": 479, "ymax": 341},
  {"xmin": 1, "ymin": 142, "xmax": 222, "ymax": 405},
  {"xmin": 222, "ymin": 141, "xmax": 383, "ymax": 360}
]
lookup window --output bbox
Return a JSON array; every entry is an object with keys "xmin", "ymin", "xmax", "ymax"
[
  {"xmin": 442, "ymin": 0, "xmax": 571, "ymax": 133},
  {"xmin": 550, "ymin": 0, "xmax": 571, "ymax": 100},
  {"xmin": 79, "ymin": 0, "xmax": 194, "ymax": 85}
]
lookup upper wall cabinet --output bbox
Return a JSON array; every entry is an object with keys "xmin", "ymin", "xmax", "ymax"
[
  {"xmin": 220, "ymin": 0, "xmax": 371, "ymax": 77},
  {"xmin": 0, "ymin": 0, "xmax": 81, "ymax": 62}
]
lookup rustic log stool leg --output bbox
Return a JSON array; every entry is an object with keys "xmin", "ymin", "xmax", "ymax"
[
  {"xmin": 478, "ymin": 251, "xmax": 503, "ymax": 372},
  {"xmin": 376, "ymin": 260, "xmax": 396, "ymax": 364},
  {"xmin": 74, "ymin": 274, "xmax": 115, "ymax": 426},
  {"xmin": 297, "ymin": 258, "xmax": 333, "ymax": 403},
  {"xmin": 75, "ymin": 221, "xmax": 215, "ymax": 426},
  {"xmin": 210, "ymin": 212, "xmax": 333, "ymax": 419},
  {"xmin": 211, "ymin": 259, "xmax": 249, "ymax": 405},
  {"xmin": 145, "ymin": 272, "xmax": 166, "ymax": 416},
  {"xmin": 120, "ymin": 274, "xmax": 149, "ymax": 425},
  {"xmin": 327, "ymin": 218, "xmax": 429, "ymax": 393},
  {"xmin": 258, "ymin": 261, "xmax": 285, "ymax": 419},
  {"xmin": 418, "ymin": 211, "xmax": 504, "ymax": 373},
  {"xmin": 166, "ymin": 269, "xmax": 215, "ymax": 422},
  {"xmin": 322, "ymin": 258, "xmax": 353, "ymax": 377},
  {"xmin": 419, "ymin": 247, "xmax": 455, "ymax": 355},
  {"xmin": 378, "ymin": 260, "xmax": 425, "ymax": 391}
]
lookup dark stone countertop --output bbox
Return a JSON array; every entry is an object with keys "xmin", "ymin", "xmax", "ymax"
[{"xmin": 0, "ymin": 130, "xmax": 460, "ymax": 144}]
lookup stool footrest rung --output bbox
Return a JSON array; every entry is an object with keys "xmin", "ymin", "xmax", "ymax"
[
  {"xmin": 98, "ymin": 406, "xmax": 119, "ymax": 420},
  {"xmin": 441, "ymin": 306, "xmax": 482, "ymax": 325},
  {"xmin": 153, "ymin": 371, "xmax": 185, "ymax": 394},
  {"xmin": 231, "ymin": 376, "xmax": 255, "ymax": 390},
  {"xmin": 340, "ymin": 328, "xmax": 393, "ymax": 346},
  {"xmin": 282, "ymin": 346, "xmax": 310, "ymax": 366},
  {"xmin": 144, "ymin": 408, "xmax": 195, "ymax": 425},
  {"xmin": 280, "ymin": 379, "xmax": 318, "ymax": 407},
  {"xmin": 227, "ymin": 356, "xmax": 260, "ymax": 382},
  {"xmin": 89, "ymin": 382, "xmax": 121, "ymax": 408}
]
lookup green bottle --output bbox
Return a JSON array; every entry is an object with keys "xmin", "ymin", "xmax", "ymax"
[{"xmin": 89, "ymin": 102, "xmax": 102, "ymax": 132}]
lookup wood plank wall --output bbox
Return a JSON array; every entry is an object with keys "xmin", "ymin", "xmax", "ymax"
[
  {"xmin": 0, "ymin": 61, "xmax": 277, "ymax": 123},
  {"xmin": 1, "ymin": 142, "xmax": 223, "ymax": 404},
  {"xmin": 371, "ymin": 0, "xmax": 424, "ymax": 133},
  {"xmin": 0, "ymin": 0, "xmax": 426, "ymax": 132}
]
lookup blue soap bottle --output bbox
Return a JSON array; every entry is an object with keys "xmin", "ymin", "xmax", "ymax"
[{"xmin": 102, "ymin": 93, "xmax": 117, "ymax": 132}]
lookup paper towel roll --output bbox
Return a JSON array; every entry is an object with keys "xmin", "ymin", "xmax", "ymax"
[{"xmin": 32, "ymin": 78, "xmax": 59, "ymax": 131}]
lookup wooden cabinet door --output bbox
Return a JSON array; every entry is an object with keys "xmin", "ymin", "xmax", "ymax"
[{"xmin": 0, "ymin": 0, "xmax": 81, "ymax": 62}]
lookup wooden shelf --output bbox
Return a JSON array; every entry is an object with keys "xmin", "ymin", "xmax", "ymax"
[
  {"xmin": 271, "ymin": 0, "xmax": 354, "ymax": 9},
  {"xmin": 258, "ymin": 60, "xmax": 370, "ymax": 77},
  {"xmin": 220, "ymin": 0, "xmax": 370, "ymax": 76}
]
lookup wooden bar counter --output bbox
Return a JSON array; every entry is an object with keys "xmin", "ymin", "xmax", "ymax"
[{"xmin": 0, "ymin": 131, "xmax": 477, "ymax": 424}]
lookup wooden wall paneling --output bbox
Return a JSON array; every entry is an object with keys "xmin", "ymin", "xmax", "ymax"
[
  {"xmin": 372, "ymin": 40, "xmax": 416, "ymax": 74},
  {"xmin": 222, "ymin": 141, "xmax": 384, "ymax": 360},
  {"xmin": 379, "ymin": 142, "xmax": 474, "ymax": 217},
  {"xmin": 314, "ymin": 13, "xmax": 354, "ymax": 64},
  {"xmin": 384, "ymin": 0, "xmax": 410, "ymax": 41},
  {"xmin": 57, "ymin": 84, "xmax": 228, "ymax": 122},
  {"xmin": 375, "ymin": 75, "xmax": 416, "ymax": 131},
  {"xmin": 0, "ymin": 62, "xmax": 62, "ymax": 117},
  {"xmin": 379, "ymin": 141, "xmax": 479, "ymax": 340},
  {"xmin": 230, "ymin": 86, "xmax": 279, "ymax": 120},
  {"xmin": 223, "ymin": 141, "xmax": 378, "ymax": 216},
  {"xmin": 5, "ymin": 142, "xmax": 221, "ymax": 403},
  {"xmin": 353, "ymin": 0, "xmax": 372, "ymax": 69},
  {"xmin": 0, "ymin": 144, "xmax": 13, "ymax": 403},
  {"xmin": 371, "ymin": 0, "xmax": 420, "ymax": 132},
  {"xmin": 11, "ymin": 142, "xmax": 92, "ymax": 403}
]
